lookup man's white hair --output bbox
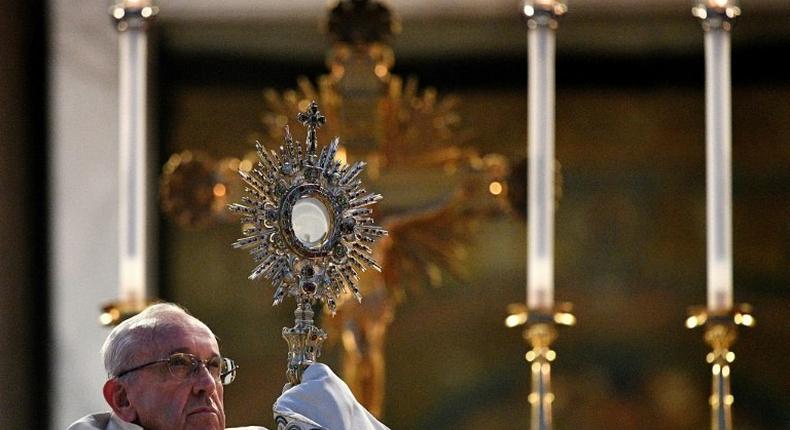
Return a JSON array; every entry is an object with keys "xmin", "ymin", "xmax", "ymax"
[{"xmin": 100, "ymin": 302, "xmax": 211, "ymax": 378}]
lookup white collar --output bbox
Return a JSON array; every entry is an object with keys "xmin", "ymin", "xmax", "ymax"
[{"xmin": 108, "ymin": 413, "xmax": 144, "ymax": 430}]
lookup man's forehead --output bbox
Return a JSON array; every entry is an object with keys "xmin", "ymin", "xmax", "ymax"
[{"xmin": 148, "ymin": 318, "xmax": 220, "ymax": 355}]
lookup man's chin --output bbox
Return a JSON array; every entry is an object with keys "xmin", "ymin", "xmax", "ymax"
[{"xmin": 185, "ymin": 412, "xmax": 223, "ymax": 430}]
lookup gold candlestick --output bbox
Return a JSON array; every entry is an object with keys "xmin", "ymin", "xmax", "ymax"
[
  {"xmin": 101, "ymin": 0, "xmax": 160, "ymax": 325},
  {"xmin": 507, "ymin": 302, "xmax": 575, "ymax": 430},
  {"xmin": 686, "ymin": 304, "xmax": 754, "ymax": 430},
  {"xmin": 100, "ymin": 300, "xmax": 157, "ymax": 326}
]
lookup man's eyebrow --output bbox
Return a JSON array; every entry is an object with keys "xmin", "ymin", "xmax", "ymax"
[{"xmin": 168, "ymin": 347, "xmax": 221, "ymax": 357}]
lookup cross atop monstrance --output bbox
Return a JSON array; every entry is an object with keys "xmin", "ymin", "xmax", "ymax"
[{"xmin": 297, "ymin": 101, "xmax": 326, "ymax": 154}]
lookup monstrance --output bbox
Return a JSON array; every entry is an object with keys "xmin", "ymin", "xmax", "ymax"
[{"xmin": 229, "ymin": 101, "xmax": 387, "ymax": 384}]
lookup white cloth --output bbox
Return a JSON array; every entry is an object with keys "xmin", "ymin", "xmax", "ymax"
[
  {"xmin": 66, "ymin": 412, "xmax": 263, "ymax": 430},
  {"xmin": 273, "ymin": 363, "xmax": 389, "ymax": 430},
  {"xmin": 66, "ymin": 413, "xmax": 140, "ymax": 430},
  {"xmin": 67, "ymin": 364, "xmax": 388, "ymax": 430}
]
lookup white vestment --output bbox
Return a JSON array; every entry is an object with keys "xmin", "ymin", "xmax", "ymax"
[
  {"xmin": 67, "ymin": 363, "xmax": 388, "ymax": 430},
  {"xmin": 66, "ymin": 412, "xmax": 263, "ymax": 430}
]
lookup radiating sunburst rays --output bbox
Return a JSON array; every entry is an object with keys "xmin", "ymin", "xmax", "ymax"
[{"xmin": 229, "ymin": 101, "xmax": 387, "ymax": 314}]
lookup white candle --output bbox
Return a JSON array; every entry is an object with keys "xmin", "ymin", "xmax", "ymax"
[
  {"xmin": 118, "ymin": 25, "xmax": 148, "ymax": 306},
  {"xmin": 527, "ymin": 20, "xmax": 556, "ymax": 310},
  {"xmin": 705, "ymin": 26, "xmax": 733, "ymax": 312}
]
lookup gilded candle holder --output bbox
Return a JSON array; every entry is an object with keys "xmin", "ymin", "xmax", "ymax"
[
  {"xmin": 692, "ymin": 0, "xmax": 740, "ymax": 32},
  {"xmin": 110, "ymin": 1, "xmax": 159, "ymax": 32},
  {"xmin": 100, "ymin": 300, "xmax": 156, "ymax": 326},
  {"xmin": 101, "ymin": 0, "xmax": 159, "ymax": 327},
  {"xmin": 686, "ymin": 303, "xmax": 754, "ymax": 430},
  {"xmin": 507, "ymin": 302, "xmax": 575, "ymax": 430}
]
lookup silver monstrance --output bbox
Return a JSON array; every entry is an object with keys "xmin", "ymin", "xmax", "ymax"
[{"xmin": 230, "ymin": 101, "xmax": 387, "ymax": 384}]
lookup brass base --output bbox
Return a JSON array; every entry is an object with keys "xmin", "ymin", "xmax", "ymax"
[
  {"xmin": 100, "ymin": 299, "xmax": 155, "ymax": 326},
  {"xmin": 507, "ymin": 302, "xmax": 575, "ymax": 430},
  {"xmin": 686, "ymin": 304, "xmax": 754, "ymax": 430}
]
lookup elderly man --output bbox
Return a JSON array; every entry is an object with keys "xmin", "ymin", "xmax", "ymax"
[{"xmin": 68, "ymin": 303, "xmax": 387, "ymax": 430}]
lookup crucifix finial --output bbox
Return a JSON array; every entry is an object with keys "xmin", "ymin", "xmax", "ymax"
[
  {"xmin": 297, "ymin": 101, "xmax": 325, "ymax": 156},
  {"xmin": 297, "ymin": 100, "xmax": 326, "ymax": 129}
]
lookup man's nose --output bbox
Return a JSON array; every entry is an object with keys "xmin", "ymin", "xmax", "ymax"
[{"xmin": 191, "ymin": 363, "xmax": 217, "ymax": 394}]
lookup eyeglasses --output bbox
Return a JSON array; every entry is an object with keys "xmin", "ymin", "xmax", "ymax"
[{"xmin": 116, "ymin": 352, "xmax": 239, "ymax": 385}]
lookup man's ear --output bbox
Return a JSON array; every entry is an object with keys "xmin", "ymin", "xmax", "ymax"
[{"xmin": 103, "ymin": 378, "xmax": 137, "ymax": 423}]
